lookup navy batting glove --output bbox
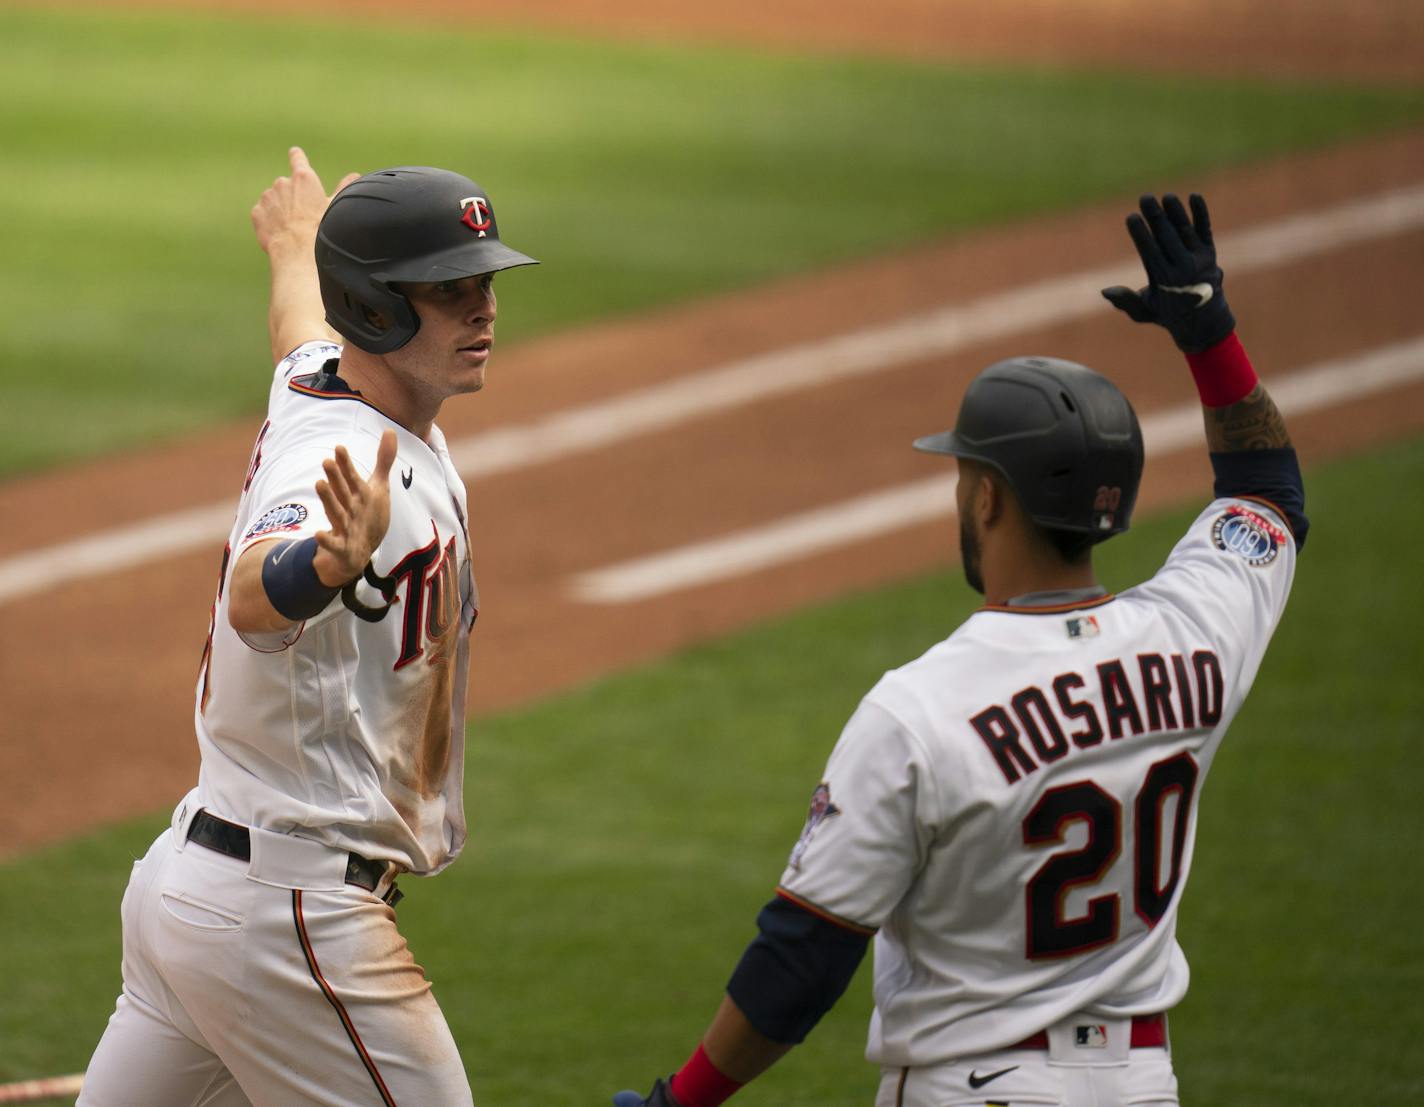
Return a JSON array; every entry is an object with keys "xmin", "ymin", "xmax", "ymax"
[
  {"xmin": 612, "ymin": 1077, "xmax": 679, "ymax": 1107},
  {"xmin": 1102, "ymin": 193, "xmax": 1236, "ymax": 354}
]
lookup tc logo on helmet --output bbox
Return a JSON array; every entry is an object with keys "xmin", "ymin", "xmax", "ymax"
[{"xmin": 459, "ymin": 197, "xmax": 492, "ymax": 236}]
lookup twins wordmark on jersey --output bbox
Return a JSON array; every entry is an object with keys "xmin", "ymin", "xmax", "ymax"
[{"xmin": 375, "ymin": 521, "xmax": 466, "ymax": 671}]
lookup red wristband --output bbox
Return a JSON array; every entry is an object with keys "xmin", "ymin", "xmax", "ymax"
[
  {"xmin": 668, "ymin": 1044, "xmax": 743, "ymax": 1107},
  {"xmin": 1184, "ymin": 332, "xmax": 1258, "ymax": 407}
]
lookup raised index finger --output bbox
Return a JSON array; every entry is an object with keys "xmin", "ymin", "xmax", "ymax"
[{"xmin": 289, "ymin": 146, "xmax": 311, "ymax": 174}]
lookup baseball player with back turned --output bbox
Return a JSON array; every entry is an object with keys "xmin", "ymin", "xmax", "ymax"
[
  {"xmin": 613, "ymin": 192, "xmax": 1309, "ymax": 1107},
  {"xmin": 77, "ymin": 148, "xmax": 537, "ymax": 1105}
]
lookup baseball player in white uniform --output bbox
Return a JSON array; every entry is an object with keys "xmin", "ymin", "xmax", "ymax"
[
  {"xmin": 613, "ymin": 193, "xmax": 1308, "ymax": 1107},
  {"xmin": 78, "ymin": 149, "xmax": 537, "ymax": 1105}
]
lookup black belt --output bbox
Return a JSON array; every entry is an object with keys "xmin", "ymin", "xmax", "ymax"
[{"xmin": 186, "ymin": 809, "xmax": 402, "ymax": 907}]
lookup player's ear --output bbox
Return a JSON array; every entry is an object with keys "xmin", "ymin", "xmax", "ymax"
[{"xmin": 978, "ymin": 471, "xmax": 1005, "ymax": 528}]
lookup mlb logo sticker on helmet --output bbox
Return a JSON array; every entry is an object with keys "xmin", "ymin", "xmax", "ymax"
[{"xmin": 1092, "ymin": 485, "xmax": 1123, "ymax": 530}]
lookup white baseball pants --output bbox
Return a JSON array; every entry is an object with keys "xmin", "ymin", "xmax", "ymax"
[{"xmin": 78, "ymin": 803, "xmax": 473, "ymax": 1106}]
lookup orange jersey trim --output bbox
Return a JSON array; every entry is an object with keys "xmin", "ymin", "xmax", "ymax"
[
  {"xmin": 775, "ymin": 887, "xmax": 877, "ymax": 937},
  {"xmin": 287, "ymin": 379, "xmax": 396, "ymax": 422}
]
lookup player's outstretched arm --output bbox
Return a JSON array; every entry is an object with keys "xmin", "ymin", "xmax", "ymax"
[
  {"xmin": 612, "ymin": 999, "xmax": 791, "ymax": 1107},
  {"xmin": 612, "ymin": 893, "xmax": 868, "ymax": 1106},
  {"xmin": 251, "ymin": 146, "xmax": 359, "ymax": 365},
  {"xmin": 228, "ymin": 431, "xmax": 398, "ymax": 632},
  {"xmin": 1103, "ymin": 192, "xmax": 1307, "ymax": 544}
]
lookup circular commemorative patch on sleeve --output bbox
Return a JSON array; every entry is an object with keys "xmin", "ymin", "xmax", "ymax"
[
  {"xmin": 242, "ymin": 503, "xmax": 309, "ymax": 542},
  {"xmin": 1211, "ymin": 504, "xmax": 1284, "ymax": 567}
]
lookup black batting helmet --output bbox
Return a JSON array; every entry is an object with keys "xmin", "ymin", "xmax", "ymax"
[
  {"xmin": 315, "ymin": 167, "xmax": 538, "ymax": 354},
  {"xmin": 914, "ymin": 356, "xmax": 1144, "ymax": 537}
]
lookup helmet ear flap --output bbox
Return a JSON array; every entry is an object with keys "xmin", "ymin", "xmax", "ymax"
[{"xmin": 316, "ymin": 268, "xmax": 421, "ymax": 354}]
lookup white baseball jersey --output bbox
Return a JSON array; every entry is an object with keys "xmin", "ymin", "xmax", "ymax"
[
  {"xmin": 778, "ymin": 495, "xmax": 1296, "ymax": 1067},
  {"xmin": 194, "ymin": 340, "xmax": 476, "ymax": 875}
]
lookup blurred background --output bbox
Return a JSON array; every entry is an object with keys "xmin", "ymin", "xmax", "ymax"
[{"xmin": 1, "ymin": 1, "xmax": 1421, "ymax": 1102}]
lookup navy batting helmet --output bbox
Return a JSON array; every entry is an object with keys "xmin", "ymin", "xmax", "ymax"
[
  {"xmin": 914, "ymin": 356, "xmax": 1144, "ymax": 537},
  {"xmin": 315, "ymin": 167, "xmax": 538, "ymax": 354}
]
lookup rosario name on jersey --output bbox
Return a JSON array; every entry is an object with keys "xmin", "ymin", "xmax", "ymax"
[
  {"xmin": 193, "ymin": 341, "xmax": 477, "ymax": 875},
  {"xmin": 778, "ymin": 496, "xmax": 1296, "ymax": 1066}
]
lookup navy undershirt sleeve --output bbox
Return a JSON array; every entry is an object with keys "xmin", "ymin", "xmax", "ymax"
[
  {"xmin": 1209, "ymin": 447, "xmax": 1309, "ymax": 552},
  {"xmin": 725, "ymin": 895, "xmax": 871, "ymax": 1044}
]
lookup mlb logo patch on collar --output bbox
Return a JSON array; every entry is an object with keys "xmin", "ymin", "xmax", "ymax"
[
  {"xmin": 1066, "ymin": 615, "xmax": 1100, "ymax": 639},
  {"xmin": 1212, "ymin": 504, "xmax": 1284, "ymax": 567}
]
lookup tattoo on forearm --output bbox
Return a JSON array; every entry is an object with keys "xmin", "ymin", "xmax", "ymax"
[{"xmin": 1203, "ymin": 385, "xmax": 1292, "ymax": 452}]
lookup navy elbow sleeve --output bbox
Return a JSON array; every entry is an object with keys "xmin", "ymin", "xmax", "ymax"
[
  {"xmin": 725, "ymin": 894, "xmax": 871, "ymax": 1045},
  {"xmin": 1210, "ymin": 448, "xmax": 1309, "ymax": 551}
]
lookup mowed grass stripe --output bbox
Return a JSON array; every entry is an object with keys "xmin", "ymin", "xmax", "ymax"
[
  {"xmin": 3, "ymin": 4, "xmax": 1424, "ymax": 474},
  {"xmin": 1, "ymin": 436, "xmax": 1420, "ymax": 1104}
]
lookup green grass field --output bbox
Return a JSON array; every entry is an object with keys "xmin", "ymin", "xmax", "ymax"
[
  {"xmin": 3, "ymin": 437, "xmax": 1420, "ymax": 1104},
  {"xmin": 3, "ymin": 4, "xmax": 1424, "ymax": 474}
]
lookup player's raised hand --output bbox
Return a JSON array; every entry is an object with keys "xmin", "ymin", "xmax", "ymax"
[
  {"xmin": 253, "ymin": 146, "xmax": 358, "ymax": 360},
  {"xmin": 1101, "ymin": 193, "xmax": 1236, "ymax": 354},
  {"xmin": 312, "ymin": 430, "xmax": 399, "ymax": 586},
  {"xmin": 251, "ymin": 145, "xmax": 360, "ymax": 258}
]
